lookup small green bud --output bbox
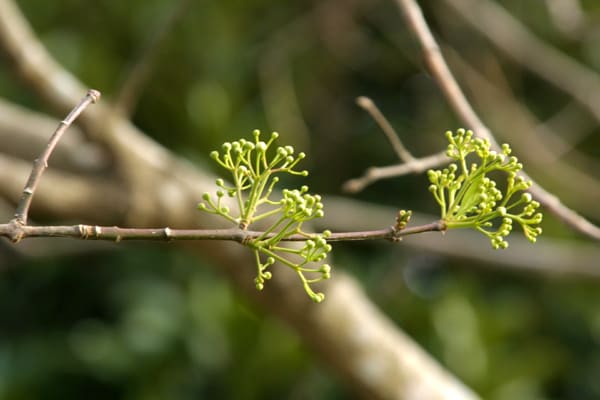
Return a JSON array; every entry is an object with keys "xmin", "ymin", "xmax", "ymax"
[
  {"xmin": 202, "ymin": 192, "xmax": 210, "ymax": 201},
  {"xmin": 256, "ymin": 141, "xmax": 267, "ymax": 152},
  {"xmin": 210, "ymin": 151, "xmax": 219, "ymax": 159},
  {"xmin": 311, "ymin": 292, "xmax": 325, "ymax": 303},
  {"xmin": 263, "ymin": 271, "xmax": 272, "ymax": 280}
]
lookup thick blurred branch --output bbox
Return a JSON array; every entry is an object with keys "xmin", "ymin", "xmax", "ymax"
[
  {"xmin": 544, "ymin": 0, "xmax": 585, "ymax": 38},
  {"xmin": 0, "ymin": 98, "xmax": 108, "ymax": 172},
  {"xmin": 444, "ymin": 0, "xmax": 600, "ymax": 123},
  {"xmin": 0, "ymin": 153, "xmax": 126, "ymax": 223}
]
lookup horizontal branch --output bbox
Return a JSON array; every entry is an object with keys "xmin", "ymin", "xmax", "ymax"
[{"xmin": 0, "ymin": 220, "xmax": 445, "ymax": 244}]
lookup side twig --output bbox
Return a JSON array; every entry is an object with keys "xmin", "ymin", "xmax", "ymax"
[
  {"xmin": 344, "ymin": 96, "xmax": 450, "ymax": 192},
  {"xmin": 356, "ymin": 96, "xmax": 415, "ymax": 162},
  {"xmin": 343, "ymin": 151, "xmax": 449, "ymax": 193},
  {"xmin": 12, "ymin": 90, "xmax": 100, "ymax": 228}
]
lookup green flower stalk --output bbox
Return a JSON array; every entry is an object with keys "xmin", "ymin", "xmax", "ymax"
[
  {"xmin": 198, "ymin": 130, "xmax": 331, "ymax": 302},
  {"xmin": 428, "ymin": 129, "xmax": 543, "ymax": 249}
]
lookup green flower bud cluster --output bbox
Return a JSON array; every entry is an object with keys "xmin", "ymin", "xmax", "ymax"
[
  {"xmin": 428, "ymin": 129, "xmax": 543, "ymax": 249},
  {"xmin": 198, "ymin": 130, "xmax": 331, "ymax": 302}
]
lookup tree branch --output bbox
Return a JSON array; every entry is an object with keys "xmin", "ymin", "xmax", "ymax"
[
  {"xmin": 343, "ymin": 151, "xmax": 449, "ymax": 193},
  {"xmin": 393, "ymin": 0, "xmax": 600, "ymax": 241},
  {"xmin": 12, "ymin": 90, "xmax": 100, "ymax": 226},
  {"xmin": 0, "ymin": 221, "xmax": 445, "ymax": 244},
  {"xmin": 356, "ymin": 96, "xmax": 415, "ymax": 163}
]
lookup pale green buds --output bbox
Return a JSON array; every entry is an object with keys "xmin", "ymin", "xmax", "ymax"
[
  {"xmin": 199, "ymin": 129, "xmax": 331, "ymax": 302},
  {"xmin": 431, "ymin": 129, "xmax": 543, "ymax": 249}
]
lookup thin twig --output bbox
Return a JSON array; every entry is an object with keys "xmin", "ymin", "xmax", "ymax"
[
  {"xmin": 12, "ymin": 89, "xmax": 101, "ymax": 227},
  {"xmin": 0, "ymin": 220, "xmax": 445, "ymax": 244},
  {"xmin": 343, "ymin": 151, "xmax": 449, "ymax": 193},
  {"xmin": 393, "ymin": 0, "xmax": 600, "ymax": 241},
  {"xmin": 356, "ymin": 96, "xmax": 415, "ymax": 162}
]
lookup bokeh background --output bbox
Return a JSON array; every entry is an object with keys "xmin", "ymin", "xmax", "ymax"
[{"xmin": 1, "ymin": 0, "xmax": 600, "ymax": 398}]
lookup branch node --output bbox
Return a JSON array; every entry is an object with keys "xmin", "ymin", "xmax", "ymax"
[
  {"xmin": 88, "ymin": 89, "xmax": 101, "ymax": 103},
  {"xmin": 78, "ymin": 224, "xmax": 89, "ymax": 239},
  {"xmin": 7, "ymin": 219, "xmax": 25, "ymax": 243},
  {"xmin": 240, "ymin": 231, "xmax": 254, "ymax": 246}
]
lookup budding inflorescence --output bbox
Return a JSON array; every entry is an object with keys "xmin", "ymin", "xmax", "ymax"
[
  {"xmin": 428, "ymin": 129, "xmax": 543, "ymax": 249},
  {"xmin": 198, "ymin": 130, "xmax": 331, "ymax": 302}
]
